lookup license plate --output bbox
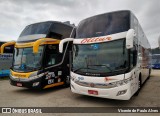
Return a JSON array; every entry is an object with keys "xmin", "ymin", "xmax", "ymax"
[
  {"xmin": 88, "ymin": 90, "xmax": 98, "ymax": 95},
  {"xmin": 17, "ymin": 83, "xmax": 22, "ymax": 87}
]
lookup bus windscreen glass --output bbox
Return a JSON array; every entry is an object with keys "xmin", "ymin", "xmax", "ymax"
[
  {"xmin": 76, "ymin": 11, "xmax": 130, "ymax": 38},
  {"xmin": 20, "ymin": 22, "xmax": 52, "ymax": 37},
  {"xmin": 72, "ymin": 39, "xmax": 128, "ymax": 75},
  {"xmin": 13, "ymin": 46, "xmax": 44, "ymax": 72}
]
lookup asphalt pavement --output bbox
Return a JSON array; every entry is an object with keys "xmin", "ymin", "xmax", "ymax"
[{"xmin": 0, "ymin": 69, "xmax": 159, "ymax": 116}]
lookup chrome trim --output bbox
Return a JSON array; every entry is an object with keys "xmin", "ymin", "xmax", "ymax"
[
  {"xmin": 10, "ymin": 74, "xmax": 43, "ymax": 82},
  {"xmin": 73, "ymin": 76, "xmax": 132, "ymax": 89},
  {"xmin": 74, "ymin": 81, "xmax": 117, "ymax": 89}
]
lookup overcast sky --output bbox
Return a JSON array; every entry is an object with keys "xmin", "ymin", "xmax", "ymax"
[{"xmin": 0, "ymin": 0, "xmax": 160, "ymax": 48}]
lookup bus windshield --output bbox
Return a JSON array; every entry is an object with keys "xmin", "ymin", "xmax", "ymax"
[
  {"xmin": 72, "ymin": 39, "xmax": 128, "ymax": 75},
  {"xmin": 20, "ymin": 22, "xmax": 52, "ymax": 37},
  {"xmin": 13, "ymin": 46, "xmax": 44, "ymax": 72},
  {"xmin": 76, "ymin": 11, "xmax": 130, "ymax": 38}
]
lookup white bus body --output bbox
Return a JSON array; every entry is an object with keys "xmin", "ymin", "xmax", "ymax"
[{"xmin": 60, "ymin": 10, "xmax": 152, "ymax": 100}]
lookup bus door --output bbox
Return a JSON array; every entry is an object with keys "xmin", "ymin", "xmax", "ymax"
[{"xmin": 43, "ymin": 43, "xmax": 69, "ymax": 88}]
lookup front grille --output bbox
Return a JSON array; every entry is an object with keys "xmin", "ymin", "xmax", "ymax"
[{"xmin": 74, "ymin": 81, "xmax": 116, "ymax": 89}]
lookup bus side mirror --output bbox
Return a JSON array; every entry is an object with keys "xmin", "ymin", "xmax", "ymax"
[
  {"xmin": 33, "ymin": 38, "xmax": 57, "ymax": 53},
  {"xmin": 0, "ymin": 41, "xmax": 16, "ymax": 54},
  {"xmin": 126, "ymin": 29, "xmax": 136, "ymax": 49},
  {"xmin": 59, "ymin": 38, "xmax": 73, "ymax": 53}
]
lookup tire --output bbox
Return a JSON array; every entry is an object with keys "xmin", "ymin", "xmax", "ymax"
[{"xmin": 135, "ymin": 76, "xmax": 142, "ymax": 96}]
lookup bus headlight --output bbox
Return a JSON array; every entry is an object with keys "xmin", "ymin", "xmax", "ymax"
[{"xmin": 29, "ymin": 72, "xmax": 44, "ymax": 80}]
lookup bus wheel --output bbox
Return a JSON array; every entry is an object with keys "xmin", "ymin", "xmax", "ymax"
[
  {"xmin": 135, "ymin": 76, "xmax": 142, "ymax": 96},
  {"xmin": 64, "ymin": 76, "xmax": 70, "ymax": 87}
]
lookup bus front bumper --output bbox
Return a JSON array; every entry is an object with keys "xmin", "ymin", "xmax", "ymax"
[
  {"xmin": 9, "ymin": 75, "xmax": 43, "ymax": 89},
  {"xmin": 71, "ymin": 80, "xmax": 132, "ymax": 100}
]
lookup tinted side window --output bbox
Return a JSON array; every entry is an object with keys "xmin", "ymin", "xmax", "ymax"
[
  {"xmin": 20, "ymin": 22, "xmax": 52, "ymax": 37},
  {"xmin": 130, "ymin": 45, "xmax": 137, "ymax": 68},
  {"xmin": 45, "ymin": 44, "xmax": 63, "ymax": 67},
  {"xmin": 49, "ymin": 23, "xmax": 73, "ymax": 39},
  {"xmin": 4, "ymin": 46, "xmax": 14, "ymax": 53}
]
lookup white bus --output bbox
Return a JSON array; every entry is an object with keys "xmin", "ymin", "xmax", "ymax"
[
  {"xmin": 59, "ymin": 10, "xmax": 152, "ymax": 100},
  {"xmin": 0, "ymin": 41, "xmax": 13, "ymax": 77}
]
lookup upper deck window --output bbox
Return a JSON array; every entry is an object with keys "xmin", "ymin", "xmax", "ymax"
[
  {"xmin": 20, "ymin": 22, "xmax": 52, "ymax": 37},
  {"xmin": 76, "ymin": 11, "xmax": 130, "ymax": 38}
]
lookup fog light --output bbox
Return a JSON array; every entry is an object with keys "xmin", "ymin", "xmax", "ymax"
[
  {"xmin": 117, "ymin": 89, "xmax": 127, "ymax": 96},
  {"xmin": 32, "ymin": 82, "xmax": 40, "ymax": 87}
]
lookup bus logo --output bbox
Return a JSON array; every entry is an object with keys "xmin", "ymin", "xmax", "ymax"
[
  {"xmin": 2, "ymin": 108, "xmax": 11, "ymax": 113},
  {"xmin": 81, "ymin": 36, "xmax": 112, "ymax": 44},
  {"xmin": 21, "ymin": 64, "xmax": 25, "ymax": 70},
  {"xmin": 78, "ymin": 77, "xmax": 84, "ymax": 81}
]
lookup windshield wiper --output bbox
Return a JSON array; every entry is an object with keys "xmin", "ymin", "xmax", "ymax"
[
  {"xmin": 73, "ymin": 67, "xmax": 97, "ymax": 73},
  {"xmin": 87, "ymin": 64, "xmax": 112, "ymax": 72}
]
